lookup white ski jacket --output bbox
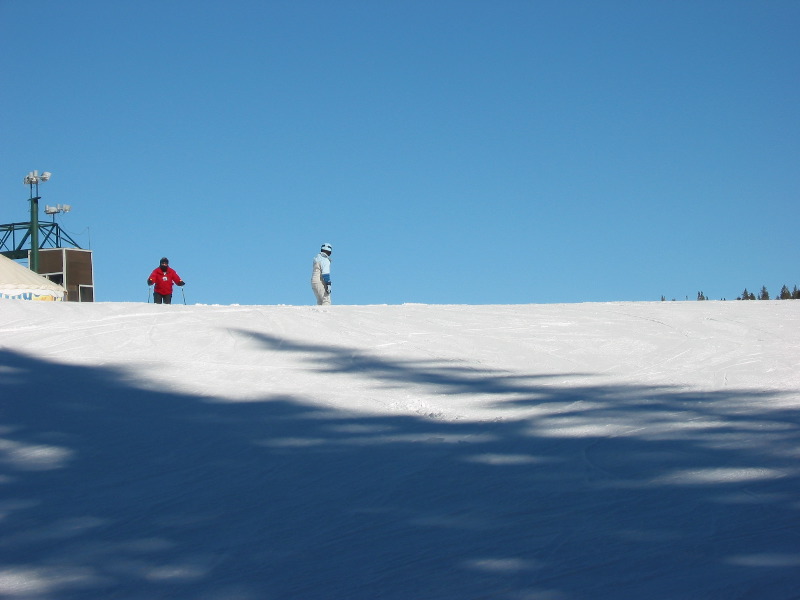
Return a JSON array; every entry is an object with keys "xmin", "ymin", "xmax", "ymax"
[{"xmin": 311, "ymin": 252, "xmax": 332, "ymax": 305}]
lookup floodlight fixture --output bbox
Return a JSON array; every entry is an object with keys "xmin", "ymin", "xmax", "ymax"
[
  {"xmin": 24, "ymin": 170, "xmax": 52, "ymax": 186},
  {"xmin": 44, "ymin": 204, "xmax": 72, "ymax": 217}
]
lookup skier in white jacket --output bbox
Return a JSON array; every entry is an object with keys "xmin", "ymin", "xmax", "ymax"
[{"xmin": 311, "ymin": 243, "xmax": 332, "ymax": 305}]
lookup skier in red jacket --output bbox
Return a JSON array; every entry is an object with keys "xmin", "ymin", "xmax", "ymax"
[{"xmin": 147, "ymin": 257, "xmax": 185, "ymax": 304}]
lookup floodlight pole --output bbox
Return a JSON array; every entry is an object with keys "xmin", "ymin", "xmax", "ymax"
[
  {"xmin": 30, "ymin": 192, "xmax": 40, "ymax": 272},
  {"xmin": 24, "ymin": 170, "xmax": 49, "ymax": 273}
]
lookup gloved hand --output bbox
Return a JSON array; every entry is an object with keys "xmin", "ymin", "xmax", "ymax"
[
  {"xmin": 147, "ymin": 278, "xmax": 154, "ymax": 285},
  {"xmin": 178, "ymin": 281, "xmax": 186, "ymax": 286},
  {"xmin": 325, "ymin": 282, "xmax": 332, "ymax": 294}
]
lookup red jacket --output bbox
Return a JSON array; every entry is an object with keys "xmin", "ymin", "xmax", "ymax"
[{"xmin": 149, "ymin": 266, "xmax": 182, "ymax": 295}]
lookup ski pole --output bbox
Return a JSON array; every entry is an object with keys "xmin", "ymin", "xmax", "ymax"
[
  {"xmin": 147, "ymin": 287, "xmax": 151, "ymax": 303},
  {"xmin": 181, "ymin": 286, "xmax": 186, "ymax": 305}
]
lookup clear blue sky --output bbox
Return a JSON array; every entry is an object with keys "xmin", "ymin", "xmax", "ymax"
[{"xmin": 2, "ymin": 1, "xmax": 798, "ymax": 305}]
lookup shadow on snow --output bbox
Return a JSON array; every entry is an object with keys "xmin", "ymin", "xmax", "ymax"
[{"xmin": 0, "ymin": 331, "xmax": 798, "ymax": 600}]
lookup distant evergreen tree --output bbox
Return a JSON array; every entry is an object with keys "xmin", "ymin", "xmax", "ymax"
[
  {"xmin": 779, "ymin": 285, "xmax": 792, "ymax": 300},
  {"xmin": 739, "ymin": 288, "xmax": 754, "ymax": 300},
  {"xmin": 759, "ymin": 286, "xmax": 770, "ymax": 300},
  {"xmin": 794, "ymin": 285, "xmax": 800, "ymax": 300}
]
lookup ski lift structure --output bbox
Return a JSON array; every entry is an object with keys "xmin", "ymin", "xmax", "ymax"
[{"xmin": 0, "ymin": 171, "xmax": 95, "ymax": 302}]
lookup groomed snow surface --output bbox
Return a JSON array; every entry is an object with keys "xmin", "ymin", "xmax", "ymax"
[{"xmin": 1, "ymin": 300, "xmax": 799, "ymax": 600}]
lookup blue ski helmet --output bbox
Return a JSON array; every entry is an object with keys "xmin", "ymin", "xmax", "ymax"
[{"xmin": 320, "ymin": 243, "xmax": 332, "ymax": 253}]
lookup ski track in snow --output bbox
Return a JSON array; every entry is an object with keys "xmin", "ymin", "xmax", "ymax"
[{"xmin": 1, "ymin": 300, "xmax": 799, "ymax": 599}]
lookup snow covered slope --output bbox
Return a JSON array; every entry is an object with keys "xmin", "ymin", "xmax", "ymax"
[{"xmin": 1, "ymin": 300, "xmax": 798, "ymax": 599}]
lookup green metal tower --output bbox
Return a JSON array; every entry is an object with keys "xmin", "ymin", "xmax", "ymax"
[{"xmin": 0, "ymin": 171, "xmax": 82, "ymax": 271}]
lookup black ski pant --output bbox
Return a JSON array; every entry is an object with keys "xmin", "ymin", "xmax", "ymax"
[{"xmin": 154, "ymin": 292, "xmax": 173, "ymax": 304}]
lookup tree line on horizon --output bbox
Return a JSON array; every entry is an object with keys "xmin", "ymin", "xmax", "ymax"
[
  {"xmin": 662, "ymin": 285, "xmax": 800, "ymax": 302},
  {"xmin": 732, "ymin": 285, "xmax": 800, "ymax": 301}
]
